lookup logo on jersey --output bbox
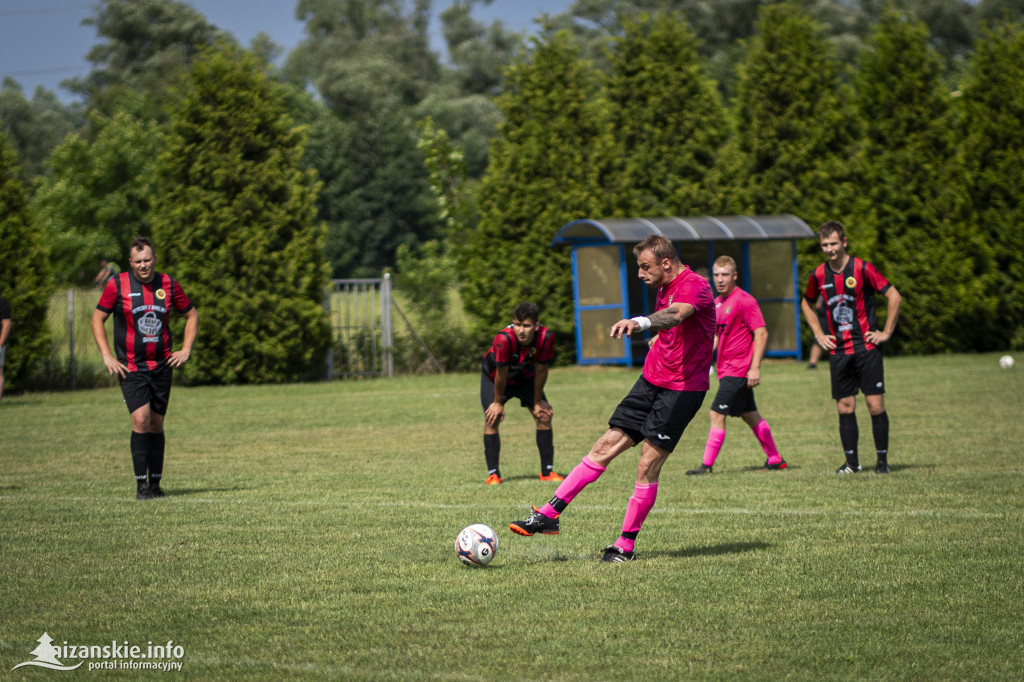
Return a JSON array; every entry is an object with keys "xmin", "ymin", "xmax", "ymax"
[
  {"xmin": 155, "ymin": 288, "xmax": 166, "ymax": 300},
  {"xmin": 833, "ymin": 301, "xmax": 854, "ymax": 329},
  {"xmin": 137, "ymin": 311, "xmax": 163, "ymax": 339},
  {"xmin": 845, "ymin": 276, "xmax": 856, "ymax": 289}
]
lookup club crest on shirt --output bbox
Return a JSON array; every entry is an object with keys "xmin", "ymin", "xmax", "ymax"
[
  {"xmin": 845, "ymin": 277, "xmax": 856, "ymax": 289},
  {"xmin": 155, "ymin": 288, "xmax": 166, "ymax": 300}
]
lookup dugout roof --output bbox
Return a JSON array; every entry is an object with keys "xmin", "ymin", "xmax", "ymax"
[{"xmin": 551, "ymin": 214, "xmax": 814, "ymax": 245}]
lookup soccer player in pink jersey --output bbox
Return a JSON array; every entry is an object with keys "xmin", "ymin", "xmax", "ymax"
[
  {"xmin": 509, "ymin": 235, "xmax": 715, "ymax": 562},
  {"xmin": 686, "ymin": 256, "xmax": 786, "ymax": 475}
]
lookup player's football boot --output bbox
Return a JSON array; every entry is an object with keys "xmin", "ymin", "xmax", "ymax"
[
  {"xmin": 509, "ymin": 506, "xmax": 559, "ymax": 536},
  {"xmin": 835, "ymin": 463, "xmax": 862, "ymax": 474},
  {"xmin": 686, "ymin": 464, "xmax": 713, "ymax": 475},
  {"xmin": 136, "ymin": 486, "xmax": 153, "ymax": 501},
  {"xmin": 760, "ymin": 458, "xmax": 788, "ymax": 471},
  {"xmin": 538, "ymin": 470, "xmax": 564, "ymax": 482},
  {"xmin": 148, "ymin": 486, "xmax": 167, "ymax": 498},
  {"xmin": 875, "ymin": 460, "xmax": 890, "ymax": 474},
  {"xmin": 485, "ymin": 473, "xmax": 503, "ymax": 485},
  {"xmin": 601, "ymin": 545, "xmax": 636, "ymax": 563}
]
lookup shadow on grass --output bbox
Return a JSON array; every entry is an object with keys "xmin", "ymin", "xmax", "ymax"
[
  {"xmin": 653, "ymin": 540, "xmax": 770, "ymax": 560},
  {"xmin": 164, "ymin": 486, "xmax": 249, "ymax": 496}
]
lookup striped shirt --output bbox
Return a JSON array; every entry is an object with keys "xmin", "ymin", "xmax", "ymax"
[{"xmin": 97, "ymin": 271, "xmax": 194, "ymax": 372}]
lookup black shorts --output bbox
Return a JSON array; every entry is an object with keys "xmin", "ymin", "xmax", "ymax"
[
  {"xmin": 120, "ymin": 366, "xmax": 173, "ymax": 415},
  {"xmin": 829, "ymin": 349, "xmax": 885, "ymax": 400},
  {"xmin": 480, "ymin": 372, "xmax": 547, "ymax": 411},
  {"xmin": 710, "ymin": 376, "xmax": 757, "ymax": 417},
  {"xmin": 608, "ymin": 376, "xmax": 706, "ymax": 453}
]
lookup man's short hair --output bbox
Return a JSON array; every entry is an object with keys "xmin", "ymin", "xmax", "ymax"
[
  {"xmin": 818, "ymin": 221, "xmax": 846, "ymax": 242},
  {"xmin": 129, "ymin": 236, "xmax": 154, "ymax": 254},
  {"xmin": 633, "ymin": 235, "xmax": 680, "ymax": 264},
  {"xmin": 714, "ymin": 255, "xmax": 737, "ymax": 272},
  {"xmin": 513, "ymin": 302, "xmax": 540, "ymax": 323}
]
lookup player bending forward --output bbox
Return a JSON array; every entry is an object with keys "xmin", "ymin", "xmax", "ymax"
[{"xmin": 509, "ymin": 235, "xmax": 714, "ymax": 562}]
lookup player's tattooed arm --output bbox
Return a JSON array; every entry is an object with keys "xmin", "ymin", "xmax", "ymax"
[{"xmin": 648, "ymin": 303, "xmax": 695, "ymax": 331}]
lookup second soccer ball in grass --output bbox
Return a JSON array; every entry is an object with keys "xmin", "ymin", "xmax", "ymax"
[
  {"xmin": 999, "ymin": 355, "xmax": 1014, "ymax": 369},
  {"xmin": 455, "ymin": 524, "xmax": 499, "ymax": 566}
]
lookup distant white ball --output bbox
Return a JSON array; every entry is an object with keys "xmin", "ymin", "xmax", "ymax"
[
  {"xmin": 999, "ymin": 355, "xmax": 1014, "ymax": 369},
  {"xmin": 455, "ymin": 524, "xmax": 499, "ymax": 567}
]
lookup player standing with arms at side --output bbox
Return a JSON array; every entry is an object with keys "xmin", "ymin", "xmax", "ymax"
[
  {"xmin": 92, "ymin": 237, "xmax": 199, "ymax": 499},
  {"xmin": 686, "ymin": 255, "xmax": 786, "ymax": 474},
  {"xmin": 801, "ymin": 221, "xmax": 901, "ymax": 474},
  {"xmin": 509, "ymin": 235, "xmax": 715, "ymax": 562},
  {"xmin": 480, "ymin": 302, "xmax": 562, "ymax": 485}
]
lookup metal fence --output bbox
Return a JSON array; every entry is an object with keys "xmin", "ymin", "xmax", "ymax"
[{"xmin": 326, "ymin": 275, "xmax": 394, "ymax": 379}]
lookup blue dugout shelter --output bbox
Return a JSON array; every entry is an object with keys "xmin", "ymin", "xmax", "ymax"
[{"xmin": 551, "ymin": 215, "xmax": 816, "ymax": 366}]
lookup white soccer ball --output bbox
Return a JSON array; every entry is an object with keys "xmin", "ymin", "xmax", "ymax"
[
  {"xmin": 455, "ymin": 524, "xmax": 499, "ymax": 567},
  {"xmin": 999, "ymin": 354, "xmax": 1015, "ymax": 369}
]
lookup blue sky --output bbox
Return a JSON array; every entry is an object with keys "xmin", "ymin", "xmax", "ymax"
[{"xmin": 0, "ymin": 1, "xmax": 573, "ymax": 102}]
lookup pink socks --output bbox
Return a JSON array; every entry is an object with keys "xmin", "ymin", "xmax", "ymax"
[
  {"xmin": 753, "ymin": 419, "xmax": 781, "ymax": 464},
  {"xmin": 703, "ymin": 428, "xmax": 725, "ymax": 467},
  {"xmin": 538, "ymin": 455, "xmax": 605, "ymax": 518},
  {"xmin": 614, "ymin": 482, "xmax": 658, "ymax": 553}
]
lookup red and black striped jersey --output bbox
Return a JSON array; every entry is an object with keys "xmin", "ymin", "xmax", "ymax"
[
  {"xmin": 805, "ymin": 257, "xmax": 891, "ymax": 355},
  {"xmin": 96, "ymin": 271, "xmax": 194, "ymax": 372},
  {"xmin": 482, "ymin": 324, "xmax": 555, "ymax": 385}
]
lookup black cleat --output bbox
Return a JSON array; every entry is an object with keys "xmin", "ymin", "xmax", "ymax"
[
  {"xmin": 875, "ymin": 461, "xmax": 890, "ymax": 474},
  {"xmin": 148, "ymin": 486, "xmax": 167, "ymax": 498},
  {"xmin": 686, "ymin": 464, "xmax": 713, "ymax": 475},
  {"xmin": 509, "ymin": 506, "xmax": 559, "ymax": 536},
  {"xmin": 136, "ymin": 486, "xmax": 153, "ymax": 500},
  {"xmin": 601, "ymin": 545, "xmax": 636, "ymax": 563},
  {"xmin": 760, "ymin": 458, "xmax": 788, "ymax": 471},
  {"xmin": 836, "ymin": 463, "xmax": 862, "ymax": 474}
]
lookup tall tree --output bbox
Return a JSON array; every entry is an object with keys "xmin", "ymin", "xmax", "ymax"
[
  {"xmin": 31, "ymin": 111, "xmax": 162, "ymax": 284},
  {"xmin": 605, "ymin": 10, "xmax": 730, "ymax": 216},
  {"xmin": 0, "ymin": 132, "xmax": 52, "ymax": 391},
  {"xmin": 152, "ymin": 44, "xmax": 330, "ymax": 384},
  {"xmin": 65, "ymin": 0, "xmax": 228, "ymax": 120},
  {"xmin": 850, "ymin": 8, "xmax": 982, "ymax": 353},
  {"xmin": 284, "ymin": 0, "xmax": 442, "ymax": 277},
  {"xmin": 461, "ymin": 30, "xmax": 615, "ymax": 349},
  {"xmin": 947, "ymin": 21, "xmax": 1024, "ymax": 349},
  {"xmin": 0, "ymin": 79, "xmax": 80, "ymax": 180},
  {"xmin": 726, "ymin": 3, "xmax": 859, "ymax": 230}
]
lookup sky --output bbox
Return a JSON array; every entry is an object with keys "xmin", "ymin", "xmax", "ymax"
[{"xmin": 0, "ymin": 0, "xmax": 574, "ymax": 102}]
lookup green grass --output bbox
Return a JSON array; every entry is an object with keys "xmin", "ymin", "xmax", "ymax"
[{"xmin": 1, "ymin": 354, "xmax": 1022, "ymax": 680}]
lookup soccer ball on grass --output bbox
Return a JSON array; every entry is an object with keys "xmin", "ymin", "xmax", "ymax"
[
  {"xmin": 455, "ymin": 524, "xmax": 499, "ymax": 567},
  {"xmin": 999, "ymin": 355, "xmax": 1014, "ymax": 369}
]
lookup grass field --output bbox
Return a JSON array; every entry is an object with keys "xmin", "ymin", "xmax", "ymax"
[{"xmin": 1, "ymin": 354, "xmax": 1022, "ymax": 680}]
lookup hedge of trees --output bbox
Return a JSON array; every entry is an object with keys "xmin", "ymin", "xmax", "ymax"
[{"xmin": 1, "ymin": 0, "xmax": 1022, "ymax": 388}]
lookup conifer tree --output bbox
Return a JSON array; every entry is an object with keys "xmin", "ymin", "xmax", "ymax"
[
  {"xmin": 605, "ymin": 11, "xmax": 730, "ymax": 216},
  {"xmin": 151, "ymin": 43, "xmax": 330, "ymax": 384},
  {"xmin": 726, "ymin": 3, "xmax": 859, "ymax": 231},
  {"xmin": 947, "ymin": 21, "xmax": 1023, "ymax": 349},
  {"xmin": 0, "ymin": 132, "xmax": 51, "ymax": 391},
  {"xmin": 461, "ymin": 31, "xmax": 615, "ymax": 350},
  {"xmin": 851, "ymin": 8, "xmax": 988, "ymax": 353}
]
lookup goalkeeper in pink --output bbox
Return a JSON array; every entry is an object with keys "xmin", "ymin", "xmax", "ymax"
[{"xmin": 687, "ymin": 255, "xmax": 785, "ymax": 475}]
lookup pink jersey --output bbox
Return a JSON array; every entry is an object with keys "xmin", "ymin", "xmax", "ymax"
[
  {"xmin": 643, "ymin": 266, "xmax": 716, "ymax": 391},
  {"xmin": 715, "ymin": 287, "xmax": 766, "ymax": 378}
]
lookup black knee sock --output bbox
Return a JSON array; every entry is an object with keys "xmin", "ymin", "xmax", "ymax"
[
  {"xmin": 148, "ymin": 431, "xmax": 165, "ymax": 488},
  {"xmin": 871, "ymin": 412, "xmax": 889, "ymax": 463},
  {"xmin": 484, "ymin": 433, "xmax": 500, "ymax": 477},
  {"xmin": 537, "ymin": 429, "xmax": 554, "ymax": 473},
  {"xmin": 130, "ymin": 431, "xmax": 150, "ymax": 490},
  {"xmin": 839, "ymin": 413, "xmax": 859, "ymax": 467}
]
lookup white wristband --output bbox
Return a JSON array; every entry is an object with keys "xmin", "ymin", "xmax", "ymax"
[{"xmin": 631, "ymin": 316, "xmax": 651, "ymax": 331}]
